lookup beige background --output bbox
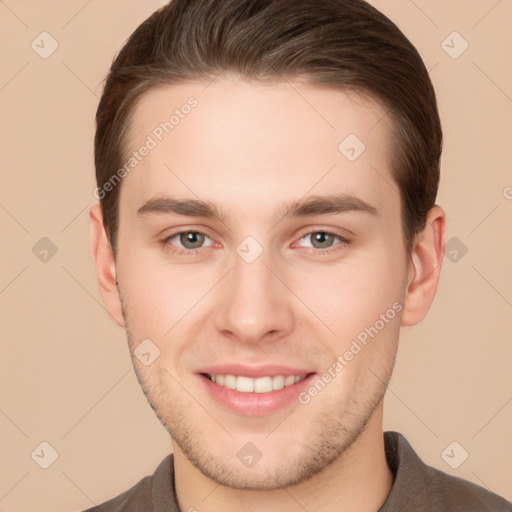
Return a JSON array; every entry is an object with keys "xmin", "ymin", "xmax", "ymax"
[{"xmin": 1, "ymin": 1, "xmax": 511, "ymax": 511}]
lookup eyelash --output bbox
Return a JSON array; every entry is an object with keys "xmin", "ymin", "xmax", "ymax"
[{"xmin": 160, "ymin": 229, "xmax": 351, "ymax": 257}]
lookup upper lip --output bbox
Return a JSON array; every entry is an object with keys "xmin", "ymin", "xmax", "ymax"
[{"xmin": 197, "ymin": 364, "xmax": 315, "ymax": 378}]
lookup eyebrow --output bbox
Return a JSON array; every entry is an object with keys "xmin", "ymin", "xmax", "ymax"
[{"xmin": 136, "ymin": 193, "xmax": 378, "ymax": 223}]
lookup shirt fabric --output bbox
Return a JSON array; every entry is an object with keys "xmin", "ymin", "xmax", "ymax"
[{"xmin": 84, "ymin": 431, "xmax": 512, "ymax": 511}]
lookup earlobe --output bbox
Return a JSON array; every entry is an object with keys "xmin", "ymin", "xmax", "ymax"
[
  {"xmin": 401, "ymin": 205, "xmax": 445, "ymax": 327},
  {"xmin": 89, "ymin": 204, "xmax": 125, "ymax": 327}
]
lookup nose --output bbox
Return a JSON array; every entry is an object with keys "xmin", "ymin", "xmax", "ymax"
[{"xmin": 213, "ymin": 248, "xmax": 295, "ymax": 345}]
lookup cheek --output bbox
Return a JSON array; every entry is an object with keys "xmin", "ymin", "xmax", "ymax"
[
  {"xmin": 292, "ymin": 243, "xmax": 406, "ymax": 340},
  {"xmin": 118, "ymin": 249, "xmax": 209, "ymax": 334}
]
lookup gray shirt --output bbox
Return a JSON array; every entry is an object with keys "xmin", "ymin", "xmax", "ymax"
[{"xmin": 84, "ymin": 431, "xmax": 512, "ymax": 511}]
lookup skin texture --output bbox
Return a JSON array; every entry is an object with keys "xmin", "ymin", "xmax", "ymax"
[{"xmin": 90, "ymin": 77, "xmax": 445, "ymax": 512}]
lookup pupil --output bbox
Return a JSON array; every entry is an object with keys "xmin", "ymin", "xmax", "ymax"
[
  {"xmin": 181, "ymin": 232, "xmax": 204, "ymax": 249},
  {"xmin": 313, "ymin": 232, "xmax": 333, "ymax": 248}
]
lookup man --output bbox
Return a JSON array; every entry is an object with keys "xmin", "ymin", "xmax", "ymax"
[{"xmin": 87, "ymin": 0, "xmax": 512, "ymax": 510}]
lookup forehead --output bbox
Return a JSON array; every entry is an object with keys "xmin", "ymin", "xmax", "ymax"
[{"xmin": 120, "ymin": 77, "xmax": 397, "ymax": 221}]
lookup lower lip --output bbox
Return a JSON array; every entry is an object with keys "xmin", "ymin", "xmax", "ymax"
[{"xmin": 199, "ymin": 373, "xmax": 316, "ymax": 416}]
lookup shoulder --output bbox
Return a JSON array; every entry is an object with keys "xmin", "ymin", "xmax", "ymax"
[
  {"xmin": 429, "ymin": 465, "xmax": 512, "ymax": 511},
  {"xmin": 382, "ymin": 432, "xmax": 512, "ymax": 511},
  {"xmin": 82, "ymin": 454, "xmax": 176, "ymax": 512},
  {"xmin": 82, "ymin": 476, "xmax": 150, "ymax": 512}
]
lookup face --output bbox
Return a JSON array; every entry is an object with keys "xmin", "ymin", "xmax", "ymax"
[{"xmin": 113, "ymin": 77, "xmax": 409, "ymax": 490}]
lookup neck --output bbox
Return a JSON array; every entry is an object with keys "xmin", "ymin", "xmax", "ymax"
[{"xmin": 173, "ymin": 407, "xmax": 393, "ymax": 512}]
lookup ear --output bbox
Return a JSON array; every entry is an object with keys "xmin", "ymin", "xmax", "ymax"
[
  {"xmin": 89, "ymin": 204, "xmax": 125, "ymax": 327},
  {"xmin": 401, "ymin": 205, "xmax": 445, "ymax": 326}
]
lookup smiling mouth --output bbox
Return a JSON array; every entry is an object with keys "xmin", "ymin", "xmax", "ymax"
[{"xmin": 202, "ymin": 373, "xmax": 311, "ymax": 393}]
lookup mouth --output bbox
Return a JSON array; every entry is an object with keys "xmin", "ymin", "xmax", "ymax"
[
  {"xmin": 202, "ymin": 373, "xmax": 309, "ymax": 393},
  {"xmin": 197, "ymin": 367, "xmax": 316, "ymax": 416}
]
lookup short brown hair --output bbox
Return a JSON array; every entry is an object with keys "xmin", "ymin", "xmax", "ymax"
[{"xmin": 95, "ymin": 0, "xmax": 442, "ymax": 256}]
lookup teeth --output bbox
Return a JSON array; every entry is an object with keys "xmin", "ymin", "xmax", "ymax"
[
  {"xmin": 272, "ymin": 375, "xmax": 284, "ymax": 391},
  {"xmin": 284, "ymin": 375, "xmax": 295, "ymax": 386},
  {"xmin": 236, "ymin": 376, "xmax": 254, "ymax": 392},
  {"xmin": 207, "ymin": 374, "xmax": 307, "ymax": 393},
  {"xmin": 254, "ymin": 376, "xmax": 272, "ymax": 393},
  {"xmin": 224, "ymin": 375, "xmax": 236, "ymax": 390}
]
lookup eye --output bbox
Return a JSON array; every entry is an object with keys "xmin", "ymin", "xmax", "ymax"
[
  {"xmin": 162, "ymin": 230, "xmax": 214, "ymax": 254},
  {"xmin": 296, "ymin": 230, "xmax": 350, "ymax": 252},
  {"xmin": 160, "ymin": 228, "xmax": 350, "ymax": 257}
]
